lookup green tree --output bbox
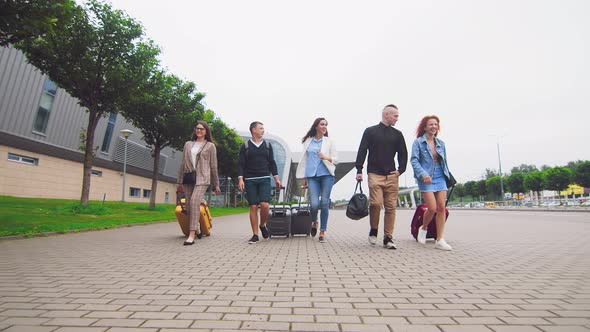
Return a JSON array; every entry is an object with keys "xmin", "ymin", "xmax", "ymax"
[
  {"xmin": 453, "ymin": 183, "xmax": 466, "ymax": 202},
  {"xmin": 122, "ymin": 71, "xmax": 204, "ymax": 208},
  {"xmin": 485, "ymin": 176, "xmax": 502, "ymax": 200},
  {"xmin": 510, "ymin": 164, "xmax": 538, "ymax": 174},
  {"xmin": 507, "ymin": 172, "xmax": 525, "ymax": 194},
  {"xmin": 15, "ymin": 0, "xmax": 160, "ymax": 205},
  {"xmin": 524, "ymin": 170, "xmax": 544, "ymax": 204},
  {"xmin": 543, "ymin": 166, "xmax": 573, "ymax": 201},
  {"xmin": 477, "ymin": 179, "xmax": 487, "ymax": 200},
  {"xmin": 464, "ymin": 181, "xmax": 478, "ymax": 200},
  {"xmin": 566, "ymin": 160, "xmax": 584, "ymax": 172},
  {"xmin": 202, "ymin": 110, "xmax": 243, "ymax": 206},
  {"xmin": 0, "ymin": 0, "xmax": 75, "ymax": 46},
  {"xmin": 574, "ymin": 160, "xmax": 590, "ymax": 188},
  {"xmin": 483, "ymin": 168, "xmax": 498, "ymax": 179}
]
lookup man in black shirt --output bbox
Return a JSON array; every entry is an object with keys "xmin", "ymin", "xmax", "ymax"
[
  {"xmin": 355, "ymin": 105, "xmax": 408, "ymax": 249},
  {"xmin": 238, "ymin": 121, "xmax": 282, "ymax": 244}
]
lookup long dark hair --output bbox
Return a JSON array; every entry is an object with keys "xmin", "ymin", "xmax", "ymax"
[
  {"xmin": 301, "ymin": 117, "xmax": 328, "ymax": 143},
  {"xmin": 192, "ymin": 120, "xmax": 214, "ymax": 142},
  {"xmin": 416, "ymin": 115, "xmax": 440, "ymax": 138}
]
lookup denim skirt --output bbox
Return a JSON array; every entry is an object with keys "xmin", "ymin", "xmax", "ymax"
[{"xmin": 417, "ymin": 162, "xmax": 448, "ymax": 192}]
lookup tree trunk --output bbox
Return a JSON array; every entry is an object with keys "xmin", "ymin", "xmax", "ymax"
[
  {"xmin": 149, "ymin": 145, "xmax": 161, "ymax": 209},
  {"xmin": 80, "ymin": 110, "xmax": 100, "ymax": 206}
]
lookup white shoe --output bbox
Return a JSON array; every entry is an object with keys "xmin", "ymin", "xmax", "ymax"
[
  {"xmin": 417, "ymin": 227, "xmax": 427, "ymax": 245},
  {"xmin": 368, "ymin": 236, "xmax": 377, "ymax": 245},
  {"xmin": 435, "ymin": 239, "xmax": 453, "ymax": 251},
  {"xmin": 383, "ymin": 238, "xmax": 397, "ymax": 250}
]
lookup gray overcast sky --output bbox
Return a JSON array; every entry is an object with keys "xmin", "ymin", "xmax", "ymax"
[{"xmin": 108, "ymin": 0, "xmax": 589, "ymax": 199}]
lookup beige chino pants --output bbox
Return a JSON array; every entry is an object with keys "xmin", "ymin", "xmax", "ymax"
[{"xmin": 368, "ymin": 173, "xmax": 400, "ymax": 238}]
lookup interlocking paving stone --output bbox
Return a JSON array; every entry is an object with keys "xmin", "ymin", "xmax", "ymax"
[
  {"xmin": 52, "ymin": 328, "xmax": 106, "ymax": 332},
  {"xmin": 1, "ymin": 209, "xmax": 589, "ymax": 331},
  {"xmin": 1, "ymin": 326, "xmax": 58, "ymax": 332}
]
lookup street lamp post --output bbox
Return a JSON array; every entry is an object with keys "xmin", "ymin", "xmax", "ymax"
[{"xmin": 120, "ymin": 129, "xmax": 133, "ymax": 202}]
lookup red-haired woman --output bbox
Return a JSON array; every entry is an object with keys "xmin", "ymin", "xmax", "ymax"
[
  {"xmin": 410, "ymin": 115, "xmax": 453, "ymax": 251},
  {"xmin": 177, "ymin": 121, "xmax": 221, "ymax": 245}
]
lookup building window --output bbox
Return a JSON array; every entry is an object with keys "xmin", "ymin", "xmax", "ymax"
[
  {"xmin": 129, "ymin": 187, "xmax": 140, "ymax": 197},
  {"xmin": 100, "ymin": 113, "xmax": 117, "ymax": 152},
  {"xmin": 143, "ymin": 189, "xmax": 151, "ymax": 198},
  {"xmin": 91, "ymin": 170, "xmax": 103, "ymax": 177},
  {"xmin": 33, "ymin": 79, "xmax": 58, "ymax": 134},
  {"xmin": 8, "ymin": 153, "xmax": 39, "ymax": 166}
]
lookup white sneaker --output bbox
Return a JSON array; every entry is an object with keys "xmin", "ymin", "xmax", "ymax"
[
  {"xmin": 368, "ymin": 236, "xmax": 377, "ymax": 245},
  {"xmin": 417, "ymin": 227, "xmax": 427, "ymax": 245},
  {"xmin": 435, "ymin": 239, "xmax": 453, "ymax": 251},
  {"xmin": 383, "ymin": 238, "xmax": 397, "ymax": 250}
]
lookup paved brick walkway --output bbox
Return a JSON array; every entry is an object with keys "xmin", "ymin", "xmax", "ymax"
[{"xmin": 1, "ymin": 209, "xmax": 589, "ymax": 332}]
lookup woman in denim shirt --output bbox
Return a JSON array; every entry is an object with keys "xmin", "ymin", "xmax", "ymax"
[
  {"xmin": 410, "ymin": 115, "xmax": 453, "ymax": 251},
  {"xmin": 295, "ymin": 118, "xmax": 338, "ymax": 243}
]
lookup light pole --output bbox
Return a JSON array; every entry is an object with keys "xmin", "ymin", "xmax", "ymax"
[
  {"xmin": 121, "ymin": 129, "xmax": 133, "ymax": 202},
  {"xmin": 496, "ymin": 141, "xmax": 504, "ymax": 204},
  {"xmin": 489, "ymin": 134, "xmax": 506, "ymax": 204}
]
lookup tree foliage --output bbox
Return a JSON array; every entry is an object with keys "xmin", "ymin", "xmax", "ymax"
[
  {"xmin": 206, "ymin": 113, "xmax": 242, "ymax": 180},
  {"xmin": 0, "ymin": 0, "xmax": 75, "ymax": 46},
  {"xmin": 463, "ymin": 181, "xmax": 478, "ymax": 199},
  {"xmin": 574, "ymin": 160, "xmax": 590, "ymax": 188},
  {"xmin": 483, "ymin": 168, "xmax": 498, "ymax": 179},
  {"xmin": 452, "ymin": 183, "xmax": 465, "ymax": 202},
  {"xmin": 477, "ymin": 179, "xmax": 487, "ymax": 198},
  {"xmin": 15, "ymin": 0, "xmax": 160, "ymax": 205},
  {"xmin": 524, "ymin": 170, "xmax": 544, "ymax": 192},
  {"xmin": 507, "ymin": 172, "xmax": 525, "ymax": 194},
  {"xmin": 510, "ymin": 164, "xmax": 538, "ymax": 174},
  {"xmin": 485, "ymin": 176, "xmax": 502, "ymax": 199},
  {"xmin": 121, "ymin": 70, "xmax": 204, "ymax": 208},
  {"xmin": 543, "ymin": 166, "xmax": 573, "ymax": 192}
]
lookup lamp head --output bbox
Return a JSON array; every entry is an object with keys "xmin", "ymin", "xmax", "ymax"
[{"xmin": 120, "ymin": 129, "xmax": 133, "ymax": 139}]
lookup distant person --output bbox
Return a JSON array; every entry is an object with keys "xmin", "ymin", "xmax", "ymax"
[
  {"xmin": 410, "ymin": 115, "xmax": 453, "ymax": 251},
  {"xmin": 177, "ymin": 121, "xmax": 221, "ymax": 245},
  {"xmin": 238, "ymin": 121, "xmax": 282, "ymax": 244},
  {"xmin": 355, "ymin": 104, "xmax": 408, "ymax": 249},
  {"xmin": 296, "ymin": 117, "xmax": 338, "ymax": 243}
]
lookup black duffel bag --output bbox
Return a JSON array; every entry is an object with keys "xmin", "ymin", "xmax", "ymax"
[{"xmin": 346, "ymin": 181, "xmax": 369, "ymax": 220}]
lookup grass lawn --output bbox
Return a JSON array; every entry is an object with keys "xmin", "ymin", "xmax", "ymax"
[{"xmin": 0, "ymin": 195, "xmax": 248, "ymax": 237}]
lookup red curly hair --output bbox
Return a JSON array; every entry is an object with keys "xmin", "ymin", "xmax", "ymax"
[{"xmin": 416, "ymin": 115, "xmax": 441, "ymax": 138}]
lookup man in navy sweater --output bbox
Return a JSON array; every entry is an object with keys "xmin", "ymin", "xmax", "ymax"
[
  {"xmin": 238, "ymin": 121, "xmax": 282, "ymax": 244},
  {"xmin": 355, "ymin": 105, "xmax": 408, "ymax": 250}
]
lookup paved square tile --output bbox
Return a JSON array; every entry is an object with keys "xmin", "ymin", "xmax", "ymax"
[{"xmin": 1, "ymin": 209, "xmax": 589, "ymax": 331}]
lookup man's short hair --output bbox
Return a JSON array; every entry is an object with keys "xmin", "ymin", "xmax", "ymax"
[
  {"xmin": 249, "ymin": 121, "xmax": 263, "ymax": 133},
  {"xmin": 383, "ymin": 104, "xmax": 398, "ymax": 111}
]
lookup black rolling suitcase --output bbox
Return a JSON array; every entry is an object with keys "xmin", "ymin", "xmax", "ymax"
[
  {"xmin": 267, "ymin": 204, "xmax": 291, "ymax": 237},
  {"xmin": 291, "ymin": 192, "xmax": 312, "ymax": 236}
]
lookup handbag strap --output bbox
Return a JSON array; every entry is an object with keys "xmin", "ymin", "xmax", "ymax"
[{"xmin": 354, "ymin": 180, "xmax": 363, "ymax": 194}]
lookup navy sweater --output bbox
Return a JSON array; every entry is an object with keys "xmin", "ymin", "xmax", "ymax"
[{"xmin": 238, "ymin": 140, "xmax": 279, "ymax": 179}]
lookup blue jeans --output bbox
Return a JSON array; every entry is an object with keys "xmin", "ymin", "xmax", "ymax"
[{"xmin": 307, "ymin": 175, "xmax": 335, "ymax": 231}]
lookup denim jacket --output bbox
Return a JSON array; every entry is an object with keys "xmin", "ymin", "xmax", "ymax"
[{"xmin": 410, "ymin": 134, "xmax": 451, "ymax": 181}]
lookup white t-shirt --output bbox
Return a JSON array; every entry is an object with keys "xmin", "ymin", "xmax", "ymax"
[{"xmin": 191, "ymin": 142, "xmax": 204, "ymax": 169}]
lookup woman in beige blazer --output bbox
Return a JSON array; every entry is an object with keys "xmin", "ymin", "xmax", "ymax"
[{"xmin": 177, "ymin": 121, "xmax": 221, "ymax": 245}]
